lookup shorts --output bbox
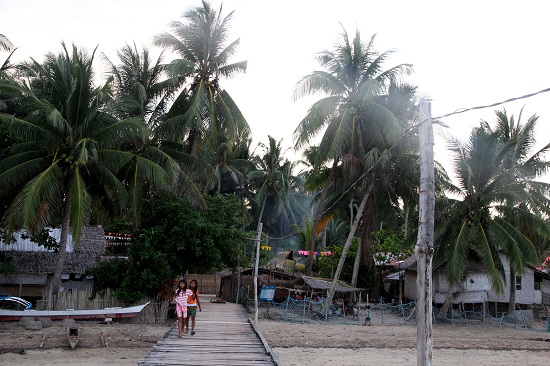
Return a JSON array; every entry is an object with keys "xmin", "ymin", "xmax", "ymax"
[
  {"xmin": 176, "ymin": 304, "xmax": 187, "ymax": 318},
  {"xmin": 188, "ymin": 306, "xmax": 197, "ymax": 316}
]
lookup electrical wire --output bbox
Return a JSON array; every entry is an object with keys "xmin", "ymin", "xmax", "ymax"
[{"xmin": 259, "ymin": 87, "xmax": 550, "ymax": 241}]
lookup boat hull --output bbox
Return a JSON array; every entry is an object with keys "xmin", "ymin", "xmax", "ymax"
[{"xmin": 0, "ymin": 302, "xmax": 149, "ymax": 321}]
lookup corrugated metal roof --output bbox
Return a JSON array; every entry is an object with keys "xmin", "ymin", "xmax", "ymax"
[{"xmin": 0, "ymin": 228, "xmax": 74, "ymax": 252}]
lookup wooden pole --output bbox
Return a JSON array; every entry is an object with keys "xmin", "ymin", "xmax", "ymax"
[
  {"xmin": 254, "ymin": 223, "xmax": 263, "ymax": 325},
  {"xmin": 416, "ymin": 99, "xmax": 435, "ymax": 366}
]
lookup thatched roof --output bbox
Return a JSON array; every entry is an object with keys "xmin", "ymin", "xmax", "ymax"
[
  {"xmin": 295, "ymin": 276, "xmax": 362, "ymax": 293},
  {"xmin": 266, "ymin": 250, "xmax": 299, "ymax": 273},
  {"xmin": 3, "ymin": 226, "xmax": 105, "ymax": 275}
]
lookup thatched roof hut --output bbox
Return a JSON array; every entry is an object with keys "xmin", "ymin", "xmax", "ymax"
[
  {"xmin": 0, "ymin": 226, "xmax": 106, "ymax": 296},
  {"xmin": 294, "ymin": 275, "xmax": 361, "ymax": 294},
  {"xmin": 265, "ymin": 250, "xmax": 304, "ymax": 274}
]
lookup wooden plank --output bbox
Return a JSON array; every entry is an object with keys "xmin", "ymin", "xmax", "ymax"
[{"xmin": 139, "ymin": 294, "xmax": 277, "ymax": 366}]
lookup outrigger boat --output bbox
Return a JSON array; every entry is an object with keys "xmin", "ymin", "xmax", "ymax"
[{"xmin": 0, "ymin": 295, "xmax": 149, "ymax": 321}]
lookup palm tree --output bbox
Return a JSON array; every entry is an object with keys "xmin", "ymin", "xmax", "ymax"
[
  {"xmin": 105, "ymin": 43, "xmax": 206, "ymax": 211},
  {"xmin": 482, "ymin": 108, "xmax": 550, "ymax": 311},
  {"xmin": 0, "ymin": 43, "xmax": 167, "ymax": 293},
  {"xmin": 153, "ymin": 0, "xmax": 249, "ymax": 159},
  {"xmin": 434, "ymin": 113, "xmax": 550, "ymax": 307},
  {"xmin": 104, "ymin": 43, "xmax": 179, "ymax": 126},
  {"xmin": 247, "ymin": 136, "xmax": 305, "ymax": 253},
  {"xmin": 0, "ymin": 34, "xmax": 17, "ymax": 80},
  {"xmin": 293, "ymin": 28, "xmax": 413, "ymax": 275}
]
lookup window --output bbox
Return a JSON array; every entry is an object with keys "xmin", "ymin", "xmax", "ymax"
[{"xmin": 515, "ymin": 276, "xmax": 522, "ymax": 290}]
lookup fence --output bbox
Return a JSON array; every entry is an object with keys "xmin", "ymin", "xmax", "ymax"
[
  {"xmin": 185, "ymin": 273, "xmax": 220, "ymax": 295},
  {"xmin": 37, "ymin": 288, "xmax": 169, "ymax": 323},
  {"xmin": 246, "ymin": 296, "xmax": 549, "ymax": 332}
]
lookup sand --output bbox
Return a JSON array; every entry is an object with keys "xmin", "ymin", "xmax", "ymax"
[
  {"xmin": 257, "ymin": 320, "xmax": 550, "ymax": 366},
  {"xmin": 1, "ymin": 317, "xmax": 549, "ymax": 365}
]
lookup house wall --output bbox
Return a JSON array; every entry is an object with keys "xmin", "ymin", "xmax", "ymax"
[
  {"xmin": 487, "ymin": 254, "xmax": 535, "ymax": 305},
  {"xmin": 541, "ymin": 279, "xmax": 550, "ymax": 305},
  {"xmin": 403, "ymin": 271, "xmax": 417, "ymax": 300},
  {"xmin": 1, "ymin": 226, "xmax": 106, "ymax": 296},
  {"xmin": 0, "ymin": 228, "xmax": 75, "ymax": 252},
  {"xmin": 432, "ymin": 272, "xmax": 489, "ymax": 304},
  {"xmin": 404, "ymin": 253, "xmax": 539, "ymax": 305}
]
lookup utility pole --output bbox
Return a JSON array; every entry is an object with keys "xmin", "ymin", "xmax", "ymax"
[
  {"xmin": 416, "ymin": 99, "xmax": 435, "ymax": 366},
  {"xmin": 253, "ymin": 223, "xmax": 263, "ymax": 325}
]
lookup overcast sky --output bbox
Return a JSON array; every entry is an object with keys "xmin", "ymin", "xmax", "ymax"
[{"xmin": 3, "ymin": 0, "xmax": 550, "ymax": 168}]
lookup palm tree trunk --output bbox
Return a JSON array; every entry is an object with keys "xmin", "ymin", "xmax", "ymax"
[
  {"xmin": 350, "ymin": 199, "xmax": 361, "ymax": 290},
  {"xmin": 439, "ymin": 284, "xmax": 454, "ymax": 316},
  {"xmin": 508, "ymin": 267, "xmax": 516, "ymax": 314},
  {"xmin": 51, "ymin": 197, "xmax": 71, "ymax": 295},
  {"xmin": 326, "ymin": 185, "xmax": 372, "ymax": 308},
  {"xmin": 251, "ymin": 195, "xmax": 267, "ymax": 265},
  {"xmin": 306, "ymin": 158, "xmax": 338, "ymax": 275}
]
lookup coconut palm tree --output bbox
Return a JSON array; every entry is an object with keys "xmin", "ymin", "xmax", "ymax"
[
  {"xmin": 0, "ymin": 43, "xmax": 167, "ymax": 293},
  {"xmin": 247, "ymin": 136, "xmax": 307, "ymax": 252},
  {"xmin": 293, "ymin": 28, "xmax": 413, "ymax": 275},
  {"xmin": 482, "ymin": 108, "xmax": 550, "ymax": 311},
  {"xmin": 434, "ymin": 114, "xmax": 550, "ymax": 304},
  {"xmin": 105, "ymin": 43, "xmax": 206, "ymax": 211},
  {"xmin": 0, "ymin": 34, "xmax": 17, "ymax": 80},
  {"xmin": 153, "ymin": 0, "xmax": 249, "ymax": 159}
]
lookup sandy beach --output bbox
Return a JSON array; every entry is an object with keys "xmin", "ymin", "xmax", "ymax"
[{"xmin": 1, "ymin": 316, "xmax": 549, "ymax": 365}]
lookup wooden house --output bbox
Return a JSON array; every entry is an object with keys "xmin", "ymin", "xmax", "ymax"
[
  {"xmin": 219, "ymin": 268, "xmax": 297, "ymax": 303},
  {"xmin": 0, "ymin": 226, "xmax": 106, "ymax": 302},
  {"xmin": 399, "ymin": 252, "xmax": 550, "ymax": 317}
]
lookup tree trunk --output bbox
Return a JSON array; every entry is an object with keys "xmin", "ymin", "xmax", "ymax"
[
  {"xmin": 306, "ymin": 158, "xmax": 338, "ymax": 275},
  {"xmin": 508, "ymin": 267, "xmax": 516, "ymax": 314},
  {"xmin": 439, "ymin": 284, "xmax": 454, "ymax": 316},
  {"xmin": 51, "ymin": 197, "xmax": 71, "ymax": 295},
  {"xmin": 349, "ymin": 199, "xmax": 361, "ymax": 290},
  {"xmin": 416, "ymin": 99, "xmax": 435, "ymax": 366},
  {"xmin": 326, "ymin": 185, "xmax": 372, "ymax": 308},
  {"xmin": 251, "ymin": 195, "xmax": 267, "ymax": 265}
]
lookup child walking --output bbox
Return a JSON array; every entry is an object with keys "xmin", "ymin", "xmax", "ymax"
[
  {"xmin": 185, "ymin": 279, "xmax": 202, "ymax": 335},
  {"xmin": 363, "ymin": 305, "xmax": 372, "ymax": 326},
  {"xmin": 174, "ymin": 278, "xmax": 193, "ymax": 338}
]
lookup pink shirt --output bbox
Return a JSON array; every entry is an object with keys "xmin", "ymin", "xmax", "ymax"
[{"xmin": 175, "ymin": 289, "xmax": 193, "ymax": 308}]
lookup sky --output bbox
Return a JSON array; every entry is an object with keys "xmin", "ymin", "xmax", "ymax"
[{"xmin": 3, "ymin": 0, "xmax": 550, "ymax": 171}]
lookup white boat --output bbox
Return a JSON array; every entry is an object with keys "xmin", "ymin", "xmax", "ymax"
[{"xmin": 0, "ymin": 296, "xmax": 149, "ymax": 321}]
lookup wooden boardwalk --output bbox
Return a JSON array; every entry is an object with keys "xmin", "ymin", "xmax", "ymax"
[{"xmin": 139, "ymin": 294, "xmax": 281, "ymax": 366}]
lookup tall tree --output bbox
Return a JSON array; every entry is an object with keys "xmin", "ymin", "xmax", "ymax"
[
  {"xmin": 0, "ymin": 43, "xmax": 167, "ymax": 293},
  {"xmin": 153, "ymin": 0, "xmax": 249, "ymax": 159},
  {"xmin": 0, "ymin": 34, "xmax": 17, "ymax": 80},
  {"xmin": 293, "ymin": 28, "xmax": 413, "ymax": 275},
  {"xmin": 247, "ymin": 136, "xmax": 306, "ymax": 252},
  {"xmin": 434, "ymin": 111, "xmax": 550, "ymax": 304},
  {"xmin": 483, "ymin": 108, "xmax": 550, "ymax": 311},
  {"xmin": 105, "ymin": 43, "xmax": 206, "ymax": 212}
]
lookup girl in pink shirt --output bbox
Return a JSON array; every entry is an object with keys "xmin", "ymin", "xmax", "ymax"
[{"xmin": 174, "ymin": 279, "xmax": 193, "ymax": 337}]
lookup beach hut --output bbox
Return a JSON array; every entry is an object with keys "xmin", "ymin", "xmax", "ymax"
[
  {"xmin": 219, "ymin": 268, "xmax": 297, "ymax": 303},
  {"xmin": 292, "ymin": 276, "xmax": 364, "ymax": 314},
  {"xmin": 0, "ymin": 226, "xmax": 106, "ymax": 306},
  {"xmin": 401, "ymin": 252, "xmax": 550, "ymax": 317}
]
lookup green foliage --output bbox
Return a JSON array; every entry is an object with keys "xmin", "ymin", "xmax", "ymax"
[
  {"xmin": 91, "ymin": 193, "xmax": 246, "ymax": 303},
  {"xmin": 20, "ymin": 228, "xmax": 59, "ymax": 252},
  {"xmin": 372, "ymin": 229, "xmax": 412, "ymax": 265},
  {"xmin": 317, "ymin": 238, "xmax": 359, "ymax": 282},
  {"xmin": 87, "ymin": 259, "xmax": 129, "ymax": 293},
  {"xmin": 0, "ymin": 252, "xmax": 14, "ymax": 274}
]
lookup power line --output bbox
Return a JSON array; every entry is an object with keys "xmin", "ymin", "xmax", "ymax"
[
  {"xmin": 432, "ymin": 86, "xmax": 550, "ymax": 121},
  {"xmin": 264, "ymin": 87, "xmax": 550, "ymax": 241}
]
